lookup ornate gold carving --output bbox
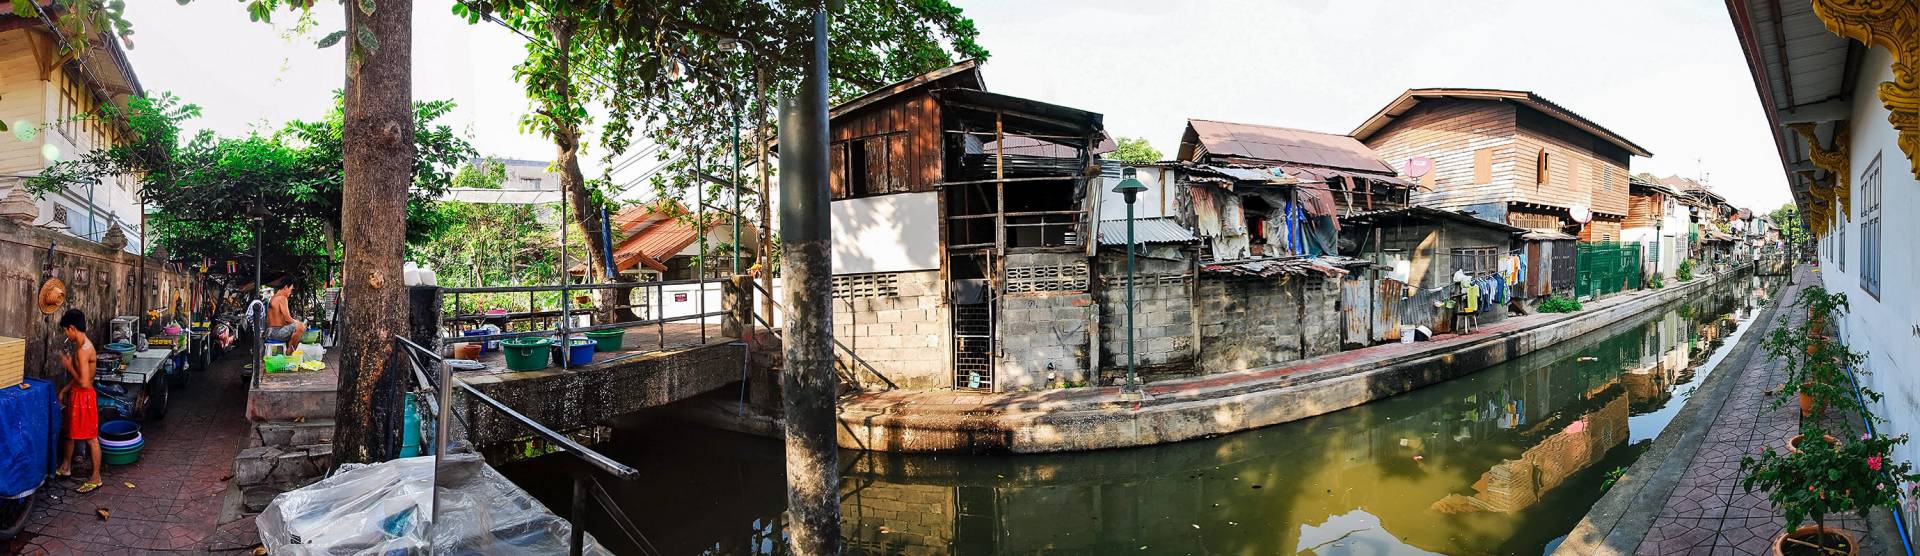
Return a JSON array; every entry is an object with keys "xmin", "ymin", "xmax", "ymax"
[
  {"xmin": 1810, "ymin": 0, "xmax": 1920, "ymax": 178},
  {"xmin": 1788, "ymin": 123, "xmax": 1852, "ymax": 218}
]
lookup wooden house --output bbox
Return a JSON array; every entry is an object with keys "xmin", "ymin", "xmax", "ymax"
[
  {"xmin": 0, "ymin": 4, "xmax": 146, "ymax": 252},
  {"xmin": 809, "ymin": 60, "xmax": 1108, "ymax": 392},
  {"xmin": 1351, "ymin": 89, "xmax": 1653, "ymax": 242}
]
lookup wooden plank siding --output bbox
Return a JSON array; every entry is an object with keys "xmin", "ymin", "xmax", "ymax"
[
  {"xmin": 1362, "ymin": 99, "xmax": 1519, "ymax": 212},
  {"xmin": 0, "ymin": 29, "xmax": 48, "ymax": 179},
  {"xmin": 827, "ymin": 92, "xmax": 942, "ymax": 199},
  {"xmin": 1513, "ymin": 106, "xmax": 1631, "ymax": 217},
  {"xmin": 1623, "ymin": 191, "xmax": 1664, "ymax": 229}
]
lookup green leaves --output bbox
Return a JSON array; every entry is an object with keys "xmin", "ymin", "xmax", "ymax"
[
  {"xmin": 357, "ymin": 0, "xmax": 375, "ymax": 16},
  {"xmin": 356, "ymin": 27, "xmax": 378, "ymax": 52},
  {"xmin": 317, "ymin": 30, "xmax": 347, "ymax": 48}
]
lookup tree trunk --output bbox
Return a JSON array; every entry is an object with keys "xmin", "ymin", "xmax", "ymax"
[
  {"xmin": 780, "ymin": 11, "xmax": 840, "ymax": 555},
  {"xmin": 333, "ymin": 0, "xmax": 414, "ymax": 465},
  {"xmin": 547, "ymin": 17, "xmax": 637, "ymax": 323}
]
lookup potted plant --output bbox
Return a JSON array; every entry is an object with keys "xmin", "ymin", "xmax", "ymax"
[
  {"xmin": 1764, "ymin": 287, "xmax": 1868, "ymax": 420},
  {"xmin": 1741, "ymin": 431, "xmax": 1920, "ymax": 555}
]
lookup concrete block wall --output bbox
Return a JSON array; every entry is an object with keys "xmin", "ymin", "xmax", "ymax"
[
  {"xmin": 1196, "ymin": 275, "xmax": 1304, "ymax": 372},
  {"xmin": 997, "ymin": 292, "xmax": 1094, "ymax": 390},
  {"xmin": 832, "ymin": 270, "xmax": 949, "ymax": 390},
  {"xmin": 996, "ymin": 252, "xmax": 1094, "ymax": 391},
  {"xmin": 1097, "ymin": 246, "xmax": 1195, "ymax": 380},
  {"xmin": 1302, "ymin": 276, "xmax": 1340, "ymax": 358}
]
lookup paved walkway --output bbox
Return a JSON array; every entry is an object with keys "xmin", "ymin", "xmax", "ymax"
[
  {"xmin": 5, "ymin": 352, "xmax": 257, "ymax": 554},
  {"xmin": 1556, "ymin": 266, "xmax": 1899, "ymax": 555}
]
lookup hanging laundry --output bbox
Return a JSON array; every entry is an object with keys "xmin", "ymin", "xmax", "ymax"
[{"xmin": 1463, "ymin": 283, "xmax": 1480, "ymax": 314}]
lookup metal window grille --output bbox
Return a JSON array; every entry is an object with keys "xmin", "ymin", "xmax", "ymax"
[
  {"xmin": 1450, "ymin": 247, "xmax": 1497, "ymax": 276},
  {"xmin": 952, "ymin": 303, "xmax": 993, "ymax": 391}
]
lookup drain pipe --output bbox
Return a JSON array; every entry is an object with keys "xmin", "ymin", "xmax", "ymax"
[{"xmin": 1843, "ymin": 351, "xmax": 1916, "ymax": 556}]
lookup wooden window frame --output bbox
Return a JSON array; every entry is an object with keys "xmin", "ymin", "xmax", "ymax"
[{"xmin": 1860, "ymin": 153, "xmax": 1882, "ymax": 299}]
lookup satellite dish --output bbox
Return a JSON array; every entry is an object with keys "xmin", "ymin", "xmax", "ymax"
[
  {"xmin": 1569, "ymin": 204, "xmax": 1592, "ymax": 224},
  {"xmin": 1405, "ymin": 157, "xmax": 1433, "ymax": 178}
]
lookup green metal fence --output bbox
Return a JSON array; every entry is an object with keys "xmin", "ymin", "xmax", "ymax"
[{"xmin": 1576, "ymin": 242, "xmax": 1643, "ymax": 300}]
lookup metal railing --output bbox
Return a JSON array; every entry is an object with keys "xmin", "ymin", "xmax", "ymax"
[
  {"xmin": 394, "ymin": 337, "xmax": 661, "ymax": 556},
  {"xmin": 742, "ymin": 278, "xmax": 897, "ymax": 391},
  {"xmin": 439, "ymin": 278, "xmax": 733, "ymax": 370}
]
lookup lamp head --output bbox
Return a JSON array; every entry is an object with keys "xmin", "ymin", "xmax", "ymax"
[{"xmin": 1113, "ymin": 167, "xmax": 1147, "ymax": 204}]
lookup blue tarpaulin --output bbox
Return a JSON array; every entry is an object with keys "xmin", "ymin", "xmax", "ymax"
[{"xmin": 0, "ymin": 378, "xmax": 55, "ymax": 497}]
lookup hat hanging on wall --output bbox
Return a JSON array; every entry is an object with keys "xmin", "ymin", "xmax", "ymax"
[{"xmin": 39, "ymin": 277, "xmax": 65, "ymax": 315}]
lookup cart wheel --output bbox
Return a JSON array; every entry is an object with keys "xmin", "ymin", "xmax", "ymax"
[
  {"xmin": 145, "ymin": 376, "xmax": 170, "ymax": 421},
  {"xmin": 0, "ymin": 492, "xmax": 34, "ymax": 540}
]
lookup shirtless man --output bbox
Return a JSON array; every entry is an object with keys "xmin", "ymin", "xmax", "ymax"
[
  {"xmin": 54, "ymin": 309, "xmax": 102, "ymax": 493},
  {"xmin": 266, "ymin": 278, "xmax": 307, "ymax": 353}
]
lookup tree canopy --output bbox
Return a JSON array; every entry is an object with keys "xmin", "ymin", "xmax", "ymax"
[
  {"xmin": 454, "ymin": 0, "xmax": 989, "ymax": 205},
  {"xmin": 1769, "ymin": 203, "xmax": 1809, "ymax": 247},
  {"xmin": 29, "ymin": 94, "xmax": 475, "ymax": 282},
  {"xmin": 1105, "ymin": 137, "xmax": 1162, "ymax": 164}
]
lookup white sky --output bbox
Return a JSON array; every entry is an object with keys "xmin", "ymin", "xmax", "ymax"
[{"xmin": 118, "ymin": 0, "xmax": 1791, "ymax": 211}]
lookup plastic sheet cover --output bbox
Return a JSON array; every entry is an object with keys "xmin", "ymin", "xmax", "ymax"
[
  {"xmin": 0, "ymin": 378, "xmax": 56, "ymax": 498},
  {"xmin": 258, "ymin": 453, "xmax": 605, "ymax": 555}
]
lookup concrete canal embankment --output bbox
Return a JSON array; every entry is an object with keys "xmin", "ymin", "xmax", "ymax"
[{"xmin": 689, "ymin": 266, "xmax": 1753, "ymax": 453}]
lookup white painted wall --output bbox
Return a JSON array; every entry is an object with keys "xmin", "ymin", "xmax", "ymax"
[
  {"xmin": 1822, "ymin": 48, "xmax": 1920, "ymax": 493},
  {"xmin": 1621, "ymin": 196, "xmax": 1690, "ymax": 279},
  {"xmin": 830, "ymin": 191, "xmax": 940, "ymax": 275},
  {"xmin": 1098, "ymin": 163, "xmax": 1175, "ymax": 221}
]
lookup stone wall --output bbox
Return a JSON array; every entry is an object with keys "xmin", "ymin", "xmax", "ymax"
[
  {"xmin": 832, "ymin": 270, "xmax": 948, "ymax": 390},
  {"xmin": 1096, "ymin": 245, "xmax": 1195, "ymax": 381},
  {"xmin": 997, "ymin": 252, "xmax": 1093, "ymax": 391},
  {"xmin": 0, "ymin": 218, "xmax": 189, "ymax": 383}
]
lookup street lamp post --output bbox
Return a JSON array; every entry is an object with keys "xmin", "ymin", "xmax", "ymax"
[{"xmin": 1112, "ymin": 168, "xmax": 1147, "ymax": 396}]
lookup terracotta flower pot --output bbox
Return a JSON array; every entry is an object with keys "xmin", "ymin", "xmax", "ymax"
[
  {"xmin": 1772, "ymin": 524, "xmax": 1856, "ymax": 556},
  {"xmin": 1786, "ymin": 433, "xmax": 1838, "ymax": 454}
]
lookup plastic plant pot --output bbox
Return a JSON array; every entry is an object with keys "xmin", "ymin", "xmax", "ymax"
[
  {"xmin": 583, "ymin": 329, "xmax": 625, "ymax": 352},
  {"xmin": 501, "ymin": 337, "xmax": 554, "ymax": 372}
]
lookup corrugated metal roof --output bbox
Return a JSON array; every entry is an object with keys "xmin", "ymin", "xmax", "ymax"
[
  {"xmin": 1097, "ymin": 217, "xmax": 1198, "ymax": 245},
  {"xmin": 1179, "ymin": 119, "xmax": 1397, "ymax": 174}
]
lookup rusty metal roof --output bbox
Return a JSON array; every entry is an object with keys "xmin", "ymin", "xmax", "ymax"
[
  {"xmin": 1178, "ymin": 120, "xmax": 1396, "ymax": 175},
  {"xmin": 1351, "ymin": 88, "xmax": 1652, "ymax": 158},
  {"xmin": 1096, "ymin": 217, "xmax": 1198, "ymax": 245}
]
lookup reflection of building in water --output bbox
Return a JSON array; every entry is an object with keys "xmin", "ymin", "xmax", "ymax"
[
  {"xmin": 841, "ymin": 482, "xmax": 957, "ymax": 554},
  {"xmin": 1431, "ymin": 391, "xmax": 1629, "ymax": 513}
]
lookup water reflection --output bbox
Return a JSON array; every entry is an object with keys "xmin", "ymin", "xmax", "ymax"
[{"xmin": 501, "ymin": 274, "xmax": 1780, "ymax": 556}]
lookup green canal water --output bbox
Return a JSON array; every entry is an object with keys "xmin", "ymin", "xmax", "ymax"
[{"xmin": 502, "ymin": 273, "xmax": 1782, "ymax": 555}]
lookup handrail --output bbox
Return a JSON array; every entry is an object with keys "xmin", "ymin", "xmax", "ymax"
[
  {"xmin": 437, "ymin": 311, "xmax": 727, "ymax": 344},
  {"xmin": 442, "ymin": 276, "xmax": 728, "ymax": 294},
  {"xmin": 745, "ymin": 279, "xmax": 898, "ymax": 390}
]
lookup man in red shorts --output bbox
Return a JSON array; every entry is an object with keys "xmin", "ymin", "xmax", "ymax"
[{"xmin": 55, "ymin": 308, "xmax": 102, "ymax": 493}]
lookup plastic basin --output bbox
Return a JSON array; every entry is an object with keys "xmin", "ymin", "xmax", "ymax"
[
  {"xmin": 263, "ymin": 355, "xmax": 294, "ymax": 373},
  {"xmin": 99, "ymin": 420, "xmax": 140, "ymax": 442},
  {"xmin": 103, "ymin": 449, "xmax": 140, "ymax": 466},
  {"xmin": 565, "ymin": 338, "xmax": 595, "ymax": 366},
  {"xmin": 501, "ymin": 337, "xmax": 553, "ymax": 371},
  {"xmin": 100, "ymin": 434, "xmax": 143, "ymax": 449},
  {"xmin": 583, "ymin": 329, "xmax": 625, "ymax": 352}
]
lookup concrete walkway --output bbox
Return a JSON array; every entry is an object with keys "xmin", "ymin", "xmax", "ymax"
[
  {"xmin": 694, "ymin": 267, "xmax": 1753, "ymax": 453},
  {"xmin": 1554, "ymin": 266, "xmax": 1899, "ymax": 555},
  {"xmin": 5, "ymin": 352, "xmax": 257, "ymax": 554}
]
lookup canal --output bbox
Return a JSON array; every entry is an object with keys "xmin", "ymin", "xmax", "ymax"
[{"xmin": 501, "ymin": 273, "xmax": 1782, "ymax": 555}]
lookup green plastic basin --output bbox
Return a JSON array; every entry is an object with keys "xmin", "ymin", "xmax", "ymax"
[
  {"xmin": 501, "ymin": 337, "xmax": 553, "ymax": 371},
  {"xmin": 583, "ymin": 329, "xmax": 626, "ymax": 352}
]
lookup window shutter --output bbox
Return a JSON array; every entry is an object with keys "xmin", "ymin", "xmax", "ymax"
[
  {"xmin": 1473, "ymin": 148, "xmax": 1493, "ymax": 185},
  {"xmin": 829, "ymin": 142, "xmax": 849, "ymax": 199},
  {"xmin": 1536, "ymin": 150, "xmax": 1550, "ymax": 185}
]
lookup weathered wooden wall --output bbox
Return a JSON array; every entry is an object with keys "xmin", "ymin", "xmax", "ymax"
[{"xmin": 1362, "ymin": 99, "xmax": 1519, "ymax": 211}]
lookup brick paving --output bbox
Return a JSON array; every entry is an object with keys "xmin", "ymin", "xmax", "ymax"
[
  {"xmin": 5, "ymin": 352, "xmax": 257, "ymax": 555},
  {"xmin": 1633, "ymin": 270, "xmax": 1891, "ymax": 555}
]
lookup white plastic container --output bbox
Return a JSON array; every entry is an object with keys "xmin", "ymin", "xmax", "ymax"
[
  {"xmin": 403, "ymin": 262, "xmax": 421, "ymax": 286},
  {"xmin": 418, "ymin": 265, "xmax": 437, "ymax": 286}
]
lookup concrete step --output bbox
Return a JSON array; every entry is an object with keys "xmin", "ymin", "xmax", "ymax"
[
  {"xmin": 233, "ymin": 443, "xmax": 332, "ymax": 489},
  {"xmin": 250, "ymin": 419, "xmax": 334, "ymax": 449}
]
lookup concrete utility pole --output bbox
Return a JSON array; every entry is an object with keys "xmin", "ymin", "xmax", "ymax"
[{"xmin": 778, "ymin": 9, "xmax": 841, "ymax": 555}]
